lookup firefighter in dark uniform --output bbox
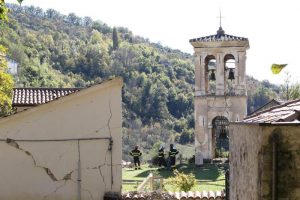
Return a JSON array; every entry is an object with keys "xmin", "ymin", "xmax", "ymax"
[
  {"xmin": 158, "ymin": 145, "xmax": 166, "ymax": 169},
  {"xmin": 169, "ymin": 144, "xmax": 179, "ymax": 169},
  {"xmin": 130, "ymin": 145, "xmax": 142, "ymax": 170}
]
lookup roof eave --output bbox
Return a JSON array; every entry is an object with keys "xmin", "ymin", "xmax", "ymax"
[
  {"xmin": 190, "ymin": 40, "xmax": 250, "ymax": 49},
  {"xmin": 230, "ymin": 122, "xmax": 300, "ymax": 126}
]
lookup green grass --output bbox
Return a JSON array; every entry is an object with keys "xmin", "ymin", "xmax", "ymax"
[{"xmin": 122, "ymin": 163, "xmax": 227, "ymax": 192}]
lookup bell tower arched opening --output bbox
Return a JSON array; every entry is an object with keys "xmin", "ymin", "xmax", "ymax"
[
  {"xmin": 224, "ymin": 54, "xmax": 236, "ymax": 95},
  {"xmin": 205, "ymin": 55, "xmax": 216, "ymax": 94}
]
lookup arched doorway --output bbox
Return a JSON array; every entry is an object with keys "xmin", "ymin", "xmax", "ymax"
[{"xmin": 212, "ymin": 116, "xmax": 229, "ymax": 159}]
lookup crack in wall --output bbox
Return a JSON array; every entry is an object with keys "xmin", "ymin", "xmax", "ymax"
[
  {"xmin": 70, "ymin": 179, "xmax": 95, "ymax": 200},
  {"xmin": 107, "ymin": 92, "xmax": 113, "ymax": 138},
  {"xmin": 4, "ymin": 104, "xmax": 119, "ymax": 199},
  {"xmin": 6, "ymin": 138, "xmax": 74, "ymax": 182},
  {"xmin": 82, "ymin": 163, "xmax": 122, "ymax": 193},
  {"xmin": 5, "ymin": 137, "xmax": 120, "ymax": 200},
  {"xmin": 98, "ymin": 165, "xmax": 107, "ymax": 190},
  {"xmin": 42, "ymin": 180, "xmax": 69, "ymax": 200}
]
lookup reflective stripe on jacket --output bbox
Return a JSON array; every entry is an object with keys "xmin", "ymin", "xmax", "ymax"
[
  {"xmin": 158, "ymin": 149, "xmax": 165, "ymax": 158},
  {"xmin": 130, "ymin": 150, "xmax": 142, "ymax": 157},
  {"xmin": 169, "ymin": 149, "xmax": 178, "ymax": 157}
]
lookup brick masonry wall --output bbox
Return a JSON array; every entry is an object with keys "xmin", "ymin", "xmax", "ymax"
[{"xmin": 229, "ymin": 124, "xmax": 300, "ymax": 200}]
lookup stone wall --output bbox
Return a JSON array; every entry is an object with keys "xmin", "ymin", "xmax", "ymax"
[{"xmin": 229, "ymin": 124, "xmax": 300, "ymax": 200}]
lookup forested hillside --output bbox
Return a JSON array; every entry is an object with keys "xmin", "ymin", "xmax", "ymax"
[
  {"xmin": 1, "ymin": 4, "xmax": 284, "ymax": 161},
  {"xmin": 2, "ymin": 4, "xmax": 195, "ymax": 161}
]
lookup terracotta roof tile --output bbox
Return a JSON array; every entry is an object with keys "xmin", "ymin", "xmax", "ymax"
[
  {"xmin": 121, "ymin": 191, "xmax": 225, "ymax": 200},
  {"xmin": 243, "ymin": 99, "xmax": 300, "ymax": 123},
  {"xmin": 12, "ymin": 88, "xmax": 82, "ymax": 106}
]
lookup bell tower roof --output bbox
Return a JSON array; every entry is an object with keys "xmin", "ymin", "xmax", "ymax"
[{"xmin": 189, "ymin": 27, "xmax": 249, "ymax": 48}]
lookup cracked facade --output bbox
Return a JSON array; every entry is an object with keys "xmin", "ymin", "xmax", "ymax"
[{"xmin": 0, "ymin": 78, "xmax": 123, "ymax": 200}]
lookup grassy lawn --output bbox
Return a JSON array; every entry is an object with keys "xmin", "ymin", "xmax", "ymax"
[{"xmin": 122, "ymin": 163, "xmax": 227, "ymax": 192}]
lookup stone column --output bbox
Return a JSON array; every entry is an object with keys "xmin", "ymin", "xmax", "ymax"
[
  {"xmin": 237, "ymin": 51, "xmax": 246, "ymax": 95},
  {"xmin": 194, "ymin": 53, "xmax": 201, "ymax": 93},
  {"xmin": 199, "ymin": 53, "xmax": 207, "ymax": 95},
  {"xmin": 216, "ymin": 53, "xmax": 225, "ymax": 95}
]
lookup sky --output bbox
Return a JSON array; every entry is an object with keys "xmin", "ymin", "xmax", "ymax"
[{"xmin": 7, "ymin": 0, "xmax": 300, "ymax": 85}]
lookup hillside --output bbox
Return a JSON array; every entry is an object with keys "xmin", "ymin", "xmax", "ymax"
[{"xmin": 1, "ymin": 4, "xmax": 280, "ymax": 161}]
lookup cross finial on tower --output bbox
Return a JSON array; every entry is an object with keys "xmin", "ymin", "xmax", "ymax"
[
  {"xmin": 217, "ymin": 9, "xmax": 223, "ymax": 28},
  {"xmin": 216, "ymin": 10, "xmax": 225, "ymax": 37}
]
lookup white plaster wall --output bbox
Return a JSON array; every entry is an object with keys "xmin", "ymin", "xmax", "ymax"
[{"xmin": 0, "ymin": 78, "xmax": 123, "ymax": 200}]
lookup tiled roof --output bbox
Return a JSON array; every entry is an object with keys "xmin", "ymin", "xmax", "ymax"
[
  {"xmin": 249, "ymin": 99, "xmax": 285, "ymax": 116},
  {"xmin": 12, "ymin": 88, "xmax": 82, "ymax": 106},
  {"xmin": 122, "ymin": 191, "xmax": 225, "ymax": 200},
  {"xmin": 243, "ymin": 99, "xmax": 300, "ymax": 123},
  {"xmin": 189, "ymin": 27, "xmax": 248, "ymax": 43}
]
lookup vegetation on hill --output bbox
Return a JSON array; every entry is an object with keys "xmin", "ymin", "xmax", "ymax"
[
  {"xmin": 2, "ymin": 4, "xmax": 194, "ymax": 160},
  {"xmin": 1, "ymin": 4, "xmax": 299, "ymax": 161}
]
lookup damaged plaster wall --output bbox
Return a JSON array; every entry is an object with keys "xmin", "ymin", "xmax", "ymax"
[{"xmin": 0, "ymin": 78, "xmax": 123, "ymax": 200}]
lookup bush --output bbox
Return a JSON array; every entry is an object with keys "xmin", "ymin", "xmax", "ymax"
[{"xmin": 167, "ymin": 170, "xmax": 196, "ymax": 192}]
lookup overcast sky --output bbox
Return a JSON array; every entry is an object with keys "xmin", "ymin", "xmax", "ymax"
[{"xmin": 7, "ymin": 0, "xmax": 300, "ymax": 85}]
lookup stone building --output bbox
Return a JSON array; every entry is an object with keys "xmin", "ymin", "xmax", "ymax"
[
  {"xmin": 190, "ymin": 26, "xmax": 250, "ymax": 165},
  {"xmin": 229, "ymin": 99, "xmax": 300, "ymax": 200},
  {"xmin": 0, "ymin": 78, "xmax": 123, "ymax": 200}
]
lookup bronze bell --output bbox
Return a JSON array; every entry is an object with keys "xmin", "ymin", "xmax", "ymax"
[
  {"xmin": 209, "ymin": 70, "xmax": 216, "ymax": 81},
  {"xmin": 228, "ymin": 68, "xmax": 235, "ymax": 80}
]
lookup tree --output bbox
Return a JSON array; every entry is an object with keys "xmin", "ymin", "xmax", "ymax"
[
  {"xmin": 0, "ymin": 0, "xmax": 9, "ymax": 21},
  {"xmin": 280, "ymin": 72, "xmax": 300, "ymax": 100},
  {"xmin": 83, "ymin": 16, "xmax": 93, "ymax": 27},
  {"xmin": 0, "ymin": 45, "xmax": 14, "ymax": 116},
  {"xmin": 0, "ymin": 0, "xmax": 20, "ymax": 116},
  {"xmin": 46, "ymin": 9, "xmax": 61, "ymax": 19},
  {"xmin": 112, "ymin": 27, "xmax": 119, "ymax": 50},
  {"xmin": 66, "ymin": 13, "xmax": 81, "ymax": 25},
  {"xmin": 0, "ymin": 0, "xmax": 23, "ymax": 21}
]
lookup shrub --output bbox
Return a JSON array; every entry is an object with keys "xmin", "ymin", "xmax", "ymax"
[{"xmin": 167, "ymin": 170, "xmax": 196, "ymax": 192}]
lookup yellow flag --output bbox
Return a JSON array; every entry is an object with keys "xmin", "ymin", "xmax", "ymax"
[{"xmin": 271, "ymin": 64, "xmax": 287, "ymax": 74}]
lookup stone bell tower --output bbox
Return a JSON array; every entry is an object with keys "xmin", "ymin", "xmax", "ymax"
[{"xmin": 190, "ymin": 26, "xmax": 250, "ymax": 165}]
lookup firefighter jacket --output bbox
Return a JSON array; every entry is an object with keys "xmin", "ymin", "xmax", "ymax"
[
  {"xmin": 169, "ymin": 148, "xmax": 179, "ymax": 157},
  {"xmin": 130, "ymin": 149, "xmax": 142, "ymax": 158},
  {"xmin": 158, "ymin": 149, "xmax": 166, "ymax": 158}
]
